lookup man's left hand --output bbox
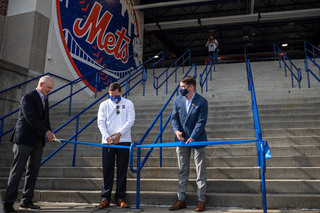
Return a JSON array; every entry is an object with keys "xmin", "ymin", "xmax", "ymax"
[{"xmin": 110, "ymin": 132, "xmax": 121, "ymax": 144}]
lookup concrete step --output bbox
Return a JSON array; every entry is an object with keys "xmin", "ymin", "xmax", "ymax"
[
  {"xmin": 2, "ymin": 145, "xmax": 320, "ymax": 158},
  {"xmin": 2, "ymin": 156, "xmax": 319, "ymax": 168},
  {"xmin": 2, "ymin": 176, "xmax": 320, "ymax": 195}
]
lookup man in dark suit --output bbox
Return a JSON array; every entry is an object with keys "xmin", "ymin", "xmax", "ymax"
[
  {"xmin": 3, "ymin": 76, "xmax": 55, "ymax": 213},
  {"xmin": 169, "ymin": 76, "xmax": 208, "ymax": 212}
]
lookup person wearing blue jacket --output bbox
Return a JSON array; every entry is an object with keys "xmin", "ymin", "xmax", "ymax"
[{"xmin": 169, "ymin": 76, "xmax": 208, "ymax": 212}]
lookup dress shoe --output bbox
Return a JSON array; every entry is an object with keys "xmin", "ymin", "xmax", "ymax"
[
  {"xmin": 116, "ymin": 198, "xmax": 129, "ymax": 208},
  {"xmin": 4, "ymin": 203, "xmax": 15, "ymax": 212},
  {"xmin": 20, "ymin": 202, "xmax": 40, "ymax": 210},
  {"xmin": 169, "ymin": 200, "xmax": 186, "ymax": 210},
  {"xmin": 195, "ymin": 201, "xmax": 205, "ymax": 212},
  {"xmin": 98, "ymin": 199, "xmax": 110, "ymax": 209}
]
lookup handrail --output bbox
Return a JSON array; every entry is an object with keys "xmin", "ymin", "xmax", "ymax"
[
  {"xmin": 0, "ymin": 54, "xmax": 138, "ymax": 146},
  {"xmin": 129, "ymin": 63, "xmax": 197, "ymax": 173},
  {"xmin": 40, "ymin": 52, "xmax": 163, "ymax": 166},
  {"xmin": 273, "ymin": 43, "xmax": 302, "ymax": 88},
  {"xmin": 199, "ymin": 52, "xmax": 215, "ymax": 93},
  {"xmin": 144, "ymin": 51, "xmax": 165, "ymax": 76},
  {"xmin": 304, "ymin": 55, "xmax": 320, "ymax": 88},
  {"xmin": 304, "ymin": 41, "xmax": 320, "ymax": 61},
  {"xmin": 0, "ymin": 72, "xmax": 71, "ymax": 95},
  {"xmin": 40, "ymin": 65, "xmax": 148, "ymax": 167},
  {"xmin": 0, "ymin": 68, "xmax": 104, "ymax": 145},
  {"xmin": 153, "ymin": 49, "xmax": 191, "ymax": 95},
  {"xmin": 244, "ymin": 44, "xmax": 267, "ymax": 212}
]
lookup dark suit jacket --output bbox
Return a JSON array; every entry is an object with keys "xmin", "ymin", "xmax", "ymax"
[
  {"xmin": 171, "ymin": 93, "xmax": 208, "ymax": 148},
  {"xmin": 10, "ymin": 89, "xmax": 51, "ymax": 146}
]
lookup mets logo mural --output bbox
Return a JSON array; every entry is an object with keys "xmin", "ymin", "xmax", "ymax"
[{"xmin": 54, "ymin": 0, "xmax": 142, "ymax": 94}]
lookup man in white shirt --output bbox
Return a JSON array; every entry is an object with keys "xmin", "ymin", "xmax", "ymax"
[
  {"xmin": 205, "ymin": 35, "xmax": 218, "ymax": 64},
  {"xmin": 97, "ymin": 82, "xmax": 135, "ymax": 209}
]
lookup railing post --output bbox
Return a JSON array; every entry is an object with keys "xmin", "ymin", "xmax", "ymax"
[
  {"xmin": 278, "ymin": 49, "xmax": 281, "ymax": 68},
  {"xmin": 305, "ymin": 59, "xmax": 311, "ymax": 88},
  {"xmin": 143, "ymin": 69, "xmax": 147, "ymax": 96},
  {"xmin": 159, "ymin": 114, "xmax": 162, "ymax": 167},
  {"xmin": 206, "ymin": 67, "xmax": 208, "ymax": 93},
  {"xmin": 69, "ymin": 84, "xmax": 73, "ymax": 116},
  {"xmin": 136, "ymin": 147, "xmax": 141, "ymax": 209},
  {"xmin": 72, "ymin": 117, "xmax": 79, "ymax": 167}
]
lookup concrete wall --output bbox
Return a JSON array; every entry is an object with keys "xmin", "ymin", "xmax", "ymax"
[
  {"xmin": 0, "ymin": 59, "xmax": 38, "ymax": 121},
  {"xmin": 1, "ymin": 0, "xmax": 50, "ymax": 73}
]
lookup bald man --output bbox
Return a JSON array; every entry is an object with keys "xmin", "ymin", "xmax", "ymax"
[{"xmin": 3, "ymin": 76, "xmax": 55, "ymax": 212}]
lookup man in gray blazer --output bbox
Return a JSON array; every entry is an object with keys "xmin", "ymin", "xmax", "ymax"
[
  {"xmin": 170, "ymin": 76, "xmax": 208, "ymax": 212},
  {"xmin": 3, "ymin": 76, "xmax": 55, "ymax": 213}
]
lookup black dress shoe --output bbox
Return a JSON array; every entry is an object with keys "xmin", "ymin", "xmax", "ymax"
[
  {"xmin": 20, "ymin": 202, "xmax": 40, "ymax": 209},
  {"xmin": 4, "ymin": 203, "xmax": 15, "ymax": 212}
]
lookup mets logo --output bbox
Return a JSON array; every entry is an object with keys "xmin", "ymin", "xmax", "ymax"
[{"xmin": 53, "ymin": 0, "xmax": 142, "ymax": 94}]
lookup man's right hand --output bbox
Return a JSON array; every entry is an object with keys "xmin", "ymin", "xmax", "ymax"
[
  {"xmin": 45, "ymin": 130, "xmax": 55, "ymax": 142},
  {"xmin": 175, "ymin": 131, "xmax": 185, "ymax": 141}
]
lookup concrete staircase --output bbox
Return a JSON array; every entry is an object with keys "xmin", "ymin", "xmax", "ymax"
[{"xmin": 1, "ymin": 59, "xmax": 320, "ymax": 209}]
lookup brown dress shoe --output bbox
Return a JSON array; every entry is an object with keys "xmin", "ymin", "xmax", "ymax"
[
  {"xmin": 195, "ymin": 201, "xmax": 205, "ymax": 212},
  {"xmin": 98, "ymin": 200, "xmax": 109, "ymax": 209},
  {"xmin": 169, "ymin": 200, "xmax": 186, "ymax": 210},
  {"xmin": 116, "ymin": 198, "xmax": 129, "ymax": 208}
]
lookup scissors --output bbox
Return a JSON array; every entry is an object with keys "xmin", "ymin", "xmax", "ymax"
[{"xmin": 52, "ymin": 134, "xmax": 64, "ymax": 143}]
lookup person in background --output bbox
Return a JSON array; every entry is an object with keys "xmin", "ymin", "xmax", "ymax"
[
  {"xmin": 3, "ymin": 76, "xmax": 55, "ymax": 213},
  {"xmin": 169, "ymin": 76, "xmax": 209, "ymax": 212},
  {"xmin": 97, "ymin": 82, "xmax": 135, "ymax": 209},
  {"xmin": 205, "ymin": 35, "xmax": 219, "ymax": 64}
]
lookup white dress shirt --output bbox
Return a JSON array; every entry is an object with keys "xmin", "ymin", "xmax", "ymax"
[{"xmin": 97, "ymin": 97, "xmax": 135, "ymax": 144}]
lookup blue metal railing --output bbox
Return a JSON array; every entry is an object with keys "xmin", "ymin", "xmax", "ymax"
[
  {"xmin": 0, "ymin": 70, "xmax": 102, "ymax": 146},
  {"xmin": 144, "ymin": 51, "xmax": 165, "ymax": 76},
  {"xmin": 304, "ymin": 56, "xmax": 320, "ymax": 88},
  {"xmin": 153, "ymin": 49, "xmax": 191, "ymax": 95},
  {"xmin": 304, "ymin": 41, "xmax": 320, "ymax": 61},
  {"xmin": 40, "ymin": 65, "xmax": 148, "ymax": 167},
  {"xmin": 127, "ymin": 50, "xmax": 269, "ymax": 211},
  {"xmin": 199, "ymin": 53, "xmax": 215, "ymax": 93},
  {"xmin": 273, "ymin": 43, "xmax": 302, "ymax": 88},
  {"xmin": 0, "ymin": 54, "xmax": 139, "ymax": 146},
  {"xmin": 128, "ymin": 63, "xmax": 197, "ymax": 208},
  {"xmin": 245, "ymin": 45, "xmax": 268, "ymax": 212}
]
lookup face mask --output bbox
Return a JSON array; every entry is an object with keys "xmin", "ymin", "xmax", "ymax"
[
  {"xmin": 180, "ymin": 88, "xmax": 189, "ymax": 96},
  {"xmin": 110, "ymin": 95, "xmax": 121, "ymax": 103}
]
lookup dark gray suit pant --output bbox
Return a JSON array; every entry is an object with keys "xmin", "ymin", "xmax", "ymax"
[{"xmin": 4, "ymin": 140, "xmax": 43, "ymax": 205}]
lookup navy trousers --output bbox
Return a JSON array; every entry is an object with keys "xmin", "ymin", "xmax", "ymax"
[{"xmin": 101, "ymin": 142, "xmax": 131, "ymax": 202}]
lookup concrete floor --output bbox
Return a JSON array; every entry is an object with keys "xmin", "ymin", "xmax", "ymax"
[{"xmin": 1, "ymin": 202, "xmax": 320, "ymax": 213}]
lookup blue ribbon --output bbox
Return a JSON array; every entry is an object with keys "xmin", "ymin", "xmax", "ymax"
[{"xmin": 58, "ymin": 139, "xmax": 271, "ymax": 159}]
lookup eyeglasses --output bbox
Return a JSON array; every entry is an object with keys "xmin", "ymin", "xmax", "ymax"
[{"xmin": 116, "ymin": 105, "xmax": 120, "ymax": 114}]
